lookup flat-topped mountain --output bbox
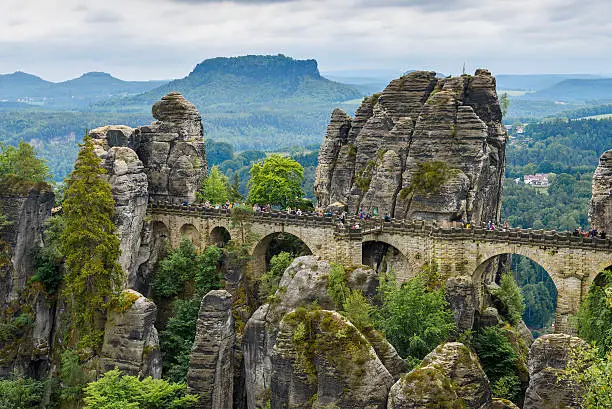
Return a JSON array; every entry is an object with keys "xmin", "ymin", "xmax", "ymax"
[{"xmin": 117, "ymin": 54, "xmax": 362, "ymax": 108}]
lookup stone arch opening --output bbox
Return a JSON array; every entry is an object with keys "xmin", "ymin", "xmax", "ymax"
[
  {"xmin": 180, "ymin": 223, "xmax": 200, "ymax": 244},
  {"xmin": 251, "ymin": 232, "xmax": 313, "ymax": 280},
  {"xmin": 474, "ymin": 254, "xmax": 558, "ymax": 337},
  {"xmin": 209, "ymin": 226, "xmax": 231, "ymax": 247},
  {"xmin": 362, "ymin": 240, "xmax": 409, "ymax": 277}
]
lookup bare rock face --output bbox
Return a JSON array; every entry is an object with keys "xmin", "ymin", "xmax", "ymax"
[
  {"xmin": 243, "ymin": 256, "xmax": 399, "ymax": 409},
  {"xmin": 387, "ymin": 342, "xmax": 492, "ymax": 409},
  {"xmin": 187, "ymin": 290, "xmax": 235, "ymax": 409},
  {"xmin": 589, "ymin": 149, "xmax": 612, "ymax": 234},
  {"xmin": 100, "ymin": 289, "xmax": 162, "ymax": 378},
  {"xmin": 315, "ymin": 70, "xmax": 506, "ymax": 225},
  {"xmin": 90, "ymin": 129, "xmax": 149, "ymax": 288},
  {"xmin": 271, "ymin": 309, "xmax": 393, "ymax": 409},
  {"xmin": 445, "ymin": 275, "xmax": 477, "ymax": 332},
  {"xmin": 133, "ymin": 92, "xmax": 207, "ymax": 203},
  {"xmin": 0, "ymin": 186, "xmax": 54, "ymax": 306},
  {"xmin": 523, "ymin": 333, "xmax": 587, "ymax": 409}
]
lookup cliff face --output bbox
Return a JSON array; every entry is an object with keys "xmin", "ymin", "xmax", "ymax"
[
  {"xmin": 315, "ymin": 69, "xmax": 507, "ymax": 224},
  {"xmin": 589, "ymin": 149, "xmax": 612, "ymax": 234}
]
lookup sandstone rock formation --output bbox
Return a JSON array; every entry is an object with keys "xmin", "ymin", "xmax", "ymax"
[
  {"xmin": 90, "ymin": 129, "xmax": 149, "ymax": 288},
  {"xmin": 100, "ymin": 289, "xmax": 162, "ymax": 378},
  {"xmin": 0, "ymin": 185, "xmax": 54, "ymax": 306},
  {"xmin": 315, "ymin": 70, "xmax": 507, "ymax": 225},
  {"xmin": 243, "ymin": 256, "xmax": 401, "ymax": 409},
  {"xmin": 589, "ymin": 149, "xmax": 612, "ymax": 234},
  {"xmin": 387, "ymin": 342, "xmax": 492, "ymax": 409},
  {"xmin": 132, "ymin": 92, "xmax": 207, "ymax": 203},
  {"xmin": 445, "ymin": 275, "xmax": 477, "ymax": 332},
  {"xmin": 271, "ymin": 309, "xmax": 393, "ymax": 409},
  {"xmin": 0, "ymin": 184, "xmax": 54, "ymax": 376},
  {"xmin": 524, "ymin": 333, "xmax": 587, "ymax": 409},
  {"xmin": 187, "ymin": 290, "xmax": 235, "ymax": 409}
]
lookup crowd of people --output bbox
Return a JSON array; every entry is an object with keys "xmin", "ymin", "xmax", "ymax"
[
  {"xmin": 573, "ymin": 227, "xmax": 607, "ymax": 239},
  {"xmin": 188, "ymin": 200, "xmax": 608, "ymax": 240}
]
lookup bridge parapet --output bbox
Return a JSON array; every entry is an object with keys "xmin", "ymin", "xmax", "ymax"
[{"xmin": 147, "ymin": 201, "xmax": 611, "ymax": 252}]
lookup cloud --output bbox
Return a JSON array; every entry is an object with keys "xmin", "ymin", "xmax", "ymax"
[
  {"xmin": 84, "ymin": 10, "xmax": 124, "ymax": 23},
  {"xmin": 1, "ymin": 0, "xmax": 612, "ymax": 81}
]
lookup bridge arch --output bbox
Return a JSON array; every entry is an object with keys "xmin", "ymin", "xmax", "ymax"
[
  {"xmin": 473, "ymin": 250, "xmax": 565, "ymax": 334},
  {"xmin": 209, "ymin": 226, "xmax": 231, "ymax": 247},
  {"xmin": 251, "ymin": 231, "xmax": 313, "ymax": 271},
  {"xmin": 180, "ymin": 223, "xmax": 200, "ymax": 245},
  {"xmin": 362, "ymin": 240, "xmax": 409, "ymax": 277}
]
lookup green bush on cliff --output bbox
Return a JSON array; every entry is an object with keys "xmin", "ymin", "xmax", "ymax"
[
  {"xmin": 492, "ymin": 272, "xmax": 525, "ymax": 326},
  {"xmin": 259, "ymin": 251, "xmax": 295, "ymax": 300},
  {"xmin": 0, "ymin": 375, "xmax": 45, "ymax": 409},
  {"xmin": 83, "ymin": 368, "xmax": 197, "ymax": 409},
  {"xmin": 577, "ymin": 270, "xmax": 612, "ymax": 356},
  {"xmin": 400, "ymin": 161, "xmax": 459, "ymax": 199},
  {"xmin": 561, "ymin": 344, "xmax": 612, "ymax": 409},
  {"xmin": 30, "ymin": 215, "xmax": 65, "ymax": 295},
  {"xmin": 473, "ymin": 327, "xmax": 521, "ymax": 402}
]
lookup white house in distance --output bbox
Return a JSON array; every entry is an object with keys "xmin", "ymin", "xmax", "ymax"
[{"xmin": 524, "ymin": 173, "xmax": 550, "ymax": 187}]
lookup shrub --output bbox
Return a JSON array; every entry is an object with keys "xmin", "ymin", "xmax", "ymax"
[
  {"xmin": 375, "ymin": 272, "xmax": 456, "ymax": 364},
  {"xmin": 342, "ymin": 290, "xmax": 373, "ymax": 331},
  {"xmin": 159, "ymin": 298, "xmax": 201, "ymax": 382},
  {"xmin": 0, "ymin": 376, "xmax": 45, "ymax": 409},
  {"xmin": 473, "ymin": 327, "xmax": 521, "ymax": 402},
  {"xmin": 493, "ymin": 272, "xmax": 525, "ymax": 326},
  {"xmin": 326, "ymin": 263, "xmax": 350, "ymax": 308},
  {"xmin": 83, "ymin": 368, "xmax": 198, "ymax": 409},
  {"xmin": 577, "ymin": 270, "xmax": 612, "ymax": 355},
  {"xmin": 259, "ymin": 251, "xmax": 294, "ymax": 300}
]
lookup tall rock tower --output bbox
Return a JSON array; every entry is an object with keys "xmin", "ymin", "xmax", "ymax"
[
  {"xmin": 315, "ymin": 69, "xmax": 507, "ymax": 225},
  {"xmin": 590, "ymin": 149, "xmax": 612, "ymax": 234},
  {"xmin": 132, "ymin": 92, "xmax": 208, "ymax": 203}
]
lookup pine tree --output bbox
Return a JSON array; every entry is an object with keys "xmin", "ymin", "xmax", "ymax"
[{"xmin": 60, "ymin": 136, "xmax": 122, "ymax": 348}]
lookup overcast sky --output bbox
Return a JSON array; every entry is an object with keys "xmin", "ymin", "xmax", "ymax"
[{"xmin": 1, "ymin": 0, "xmax": 611, "ymax": 82}]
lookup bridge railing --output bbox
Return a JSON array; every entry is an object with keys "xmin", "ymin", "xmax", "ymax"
[{"xmin": 147, "ymin": 200, "xmax": 610, "ymax": 250}]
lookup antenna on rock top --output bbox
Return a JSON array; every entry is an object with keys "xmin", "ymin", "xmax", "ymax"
[{"xmin": 462, "ymin": 62, "xmax": 466, "ymax": 75}]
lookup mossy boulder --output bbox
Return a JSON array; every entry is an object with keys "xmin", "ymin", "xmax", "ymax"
[
  {"xmin": 388, "ymin": 342, "xmax": 492, "ymax": 409},
  {"xmin": 271, "ymin": 308, "xmax": 392, "ymax": 409}
]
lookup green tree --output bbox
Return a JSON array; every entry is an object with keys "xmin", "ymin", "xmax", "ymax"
[
  {"xmin": 493, "ymin": 272, "xmax": 525, "ymax": 326},
  {"xmin": 31, "ymin": 215, "xmax": 65, "ymax": 294},
  {"xmin": 473, "ymin": 327, "xmax": 521, "ymax": 402},
  {"xmin": 197, "ymin": 166, "xmax": 230, "ymax": 204},
  {"xmin": 247, "ymin": 154, "xmax": 304, "ymax": 208},
  {"xmin": 500, "ymin": 92, "xmax": 510, "ymax": 118},
  {"xmin": 0, "ymin": 376, "xmax": 44, "ymax": 409},
  {"xmin": 561, "ymin": 345, "xmax": 612, "ymax": 409},
  {"xmin": 60, "ymin": 136, "xmax": 122, "ymax": 348},
  {"xmin": 0, "ymin": 141, "xmax": 50, "ymax": 182},
  {"xmin": 259, "ymin": 251, "xmax": 295, "ymax": 300},
  {"xmin": 577, "ymin": 271, "xmax": 612, "ymax": 355},
  {"xmin": 375, "ymin": 271, "xmax": 456, "ymax": 366},
  {"xmin": 83, "ymin": 368, "xmax": 198, "ymax": 409}
]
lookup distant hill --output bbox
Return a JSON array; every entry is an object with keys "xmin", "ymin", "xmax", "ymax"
[
  {"xmin": 0, "ymin": 71, "xmax": 167, "ymax": 108},
  {"xmin": 526, "ymin": 78, "xmax": 612, "ymax": 102},
  {"xmin": 112, "ymin": 54, "xmax": 362, "ymax": 109},
  {"xmin": 496, "ymin": 74, "xmax": 605, "ymax": 92}
]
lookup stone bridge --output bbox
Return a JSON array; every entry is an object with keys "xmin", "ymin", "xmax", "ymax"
[{"xmin": 148, "ymin": 202, "xmax": 612, "ymax": 334}]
